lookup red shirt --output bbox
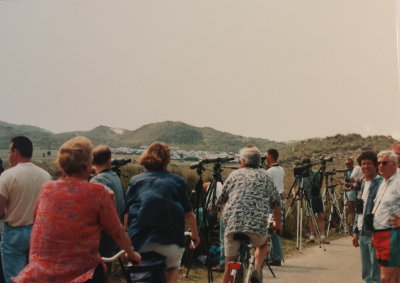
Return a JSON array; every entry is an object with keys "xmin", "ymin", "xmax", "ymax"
[{"xmin": 14, "ymin": 177, "xmax": 123, "ymax": 282}]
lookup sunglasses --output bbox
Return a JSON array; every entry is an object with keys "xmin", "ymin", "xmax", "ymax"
[
  {"xmin": 345, "ymin": 163, "xmax": 352, "ymax": 165},
  {"xmin": 378, "ymin": 161, "xmax": 388, "ymax": 166}
]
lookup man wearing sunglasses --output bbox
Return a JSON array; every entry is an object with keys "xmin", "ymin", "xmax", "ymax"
[{"xmin": 372, "ymin": 150, "xmax": 400, "ymax": 283}]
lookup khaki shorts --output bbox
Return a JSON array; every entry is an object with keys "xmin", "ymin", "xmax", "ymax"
[
  {"xmin": 139, "ymin": 242, "xmax": 185, "ymax": 269},
  {"xmin": 224, "ymin": 232, "xmax": 268, "ymax": 257}
]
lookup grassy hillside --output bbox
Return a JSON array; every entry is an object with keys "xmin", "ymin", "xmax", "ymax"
[
  {"xmin": 0, "ymin": 120, "xmax": 396, "ymax": 158},
  {"xmin": 0, "ymin": 120, "xmax": 283, "ymax": 152}
]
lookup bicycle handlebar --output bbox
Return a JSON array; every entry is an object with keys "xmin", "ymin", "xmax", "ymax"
[{"xmin": 102, "ymin": 250, "xmax": 126, "ymax": 263}]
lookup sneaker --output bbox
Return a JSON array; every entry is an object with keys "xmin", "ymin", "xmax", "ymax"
[
  {"xmin": 250, "ymin": 269, "xmax": 262, "ymax": 283},
  {"xmin": 305, "ymin": 238, "xmax": 315, "ymax": 244},
  {"xmin": 267, "ymin": 259, "xmax": 281, "ymax": 266},
  {"xmin": 321, "ymin": 239, "xmax": 330, "ymax": 244}
]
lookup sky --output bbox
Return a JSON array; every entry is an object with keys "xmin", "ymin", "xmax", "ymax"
[{"xmin": 1, "ymin": 0, "xmax": 400, "ymax": 142}]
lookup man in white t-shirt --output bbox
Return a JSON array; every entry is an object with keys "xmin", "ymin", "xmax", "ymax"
[
  {"xmin": 351, "ymin": 163, "xmax": 364, "ymax": 183},
  {"xmin": 0, "ymin": 136, "xmax": 51, "ymax": 282},
  {"xmin": 265, "ymin": 148, "xmax": 285, "ymax": 266}
]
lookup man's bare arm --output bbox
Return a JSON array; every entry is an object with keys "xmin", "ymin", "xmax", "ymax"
[{"xmin": 0, "ymin": 195, "xmax": 7, "ymax": 218}]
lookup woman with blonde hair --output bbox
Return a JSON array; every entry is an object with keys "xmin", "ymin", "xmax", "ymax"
[
  {"xmin": 14, "ymin": 137, "xmax": 140, "ymax": 283},
  {"xmin": 124, "ymin": 142, "xmax": 200, "ymax": 283}
]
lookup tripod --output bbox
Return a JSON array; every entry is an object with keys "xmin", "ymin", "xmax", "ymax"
[
  {"xmin": 286, "ymin": 175, "xmax": 326, "ymax": 253},
  {"xmin": 185, "ymin": 162, "xmax": 224, "ymax": 282},
  {"xmin": 324, "ymin": 173, "xmax": 347, "ymax": 237}
]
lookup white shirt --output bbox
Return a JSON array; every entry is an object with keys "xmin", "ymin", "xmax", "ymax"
[
  {"xmin": 357, "ymin": 180, "xmax": 371, "ymax": 231},
  {"xmin": 373, "ymin": 172, "xmax": 400, "ymax": 230},
  {"xmin": 266, "ymin": 164, "xmax": 285, "ymax": 194},
  {"xmin": 0, "ymin": 162, "xmax": 51, "ymax": 226},
  {"xmin": 351, "ymin": 165, "xmax": 363, "ymax": 181}
]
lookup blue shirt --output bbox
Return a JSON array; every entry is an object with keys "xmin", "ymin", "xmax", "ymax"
[
  {"xmin": 124, "ymin": 170, "xmax": 192, "ymax": 250},
  {"xmin": 91, "ymin": 169, "xmax": 125, "ymax": 221},
  {"xmin": 90, "ymin": 169, "xmax": 125, "ymax": 258},
  {"xmin": 345, "ymin": 170, "xmax": 356, "ymax": 201}
]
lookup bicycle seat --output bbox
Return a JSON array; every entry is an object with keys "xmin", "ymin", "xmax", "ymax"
[{"xmin": 233, "ymin": 233, "xmax": 250, "ymax": 243}]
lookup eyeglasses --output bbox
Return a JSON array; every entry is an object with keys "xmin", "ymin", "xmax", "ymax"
[
  {"xmin": 345, "ymin": 163, "xmax": 352, "ymax": 166},
  {"xmin": 378, "ymin": 161, "xmax": 388, "ymax": 166}
]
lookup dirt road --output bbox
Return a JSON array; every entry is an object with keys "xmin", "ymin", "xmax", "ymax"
[{"xmin": 263, "ymin": 237, "xmax": 362, "ymax": 283}]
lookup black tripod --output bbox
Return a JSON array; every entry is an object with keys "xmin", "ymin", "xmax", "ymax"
[
  {"xmin": 286, "ymin": 172, "xmax": 326, "ymax": 253},
  {"xmin": 324, "ymin": 171, "xmax": 347, "ymax": 236},
  {"xmin": 185, "ymin": 161, "xmax": 224, "ymax": 282}
]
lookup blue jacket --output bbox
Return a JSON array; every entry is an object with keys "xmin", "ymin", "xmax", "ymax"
[{"xmin": 354, "ymin": 175, "xmax": 383, "ymax": 234}]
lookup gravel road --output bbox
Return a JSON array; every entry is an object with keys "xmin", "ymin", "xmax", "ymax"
[{"xmin": 263, "ymin": 236, "xmax": 363, "ymax": 283}]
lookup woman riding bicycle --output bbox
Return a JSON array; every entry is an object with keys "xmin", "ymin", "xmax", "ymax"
[
  {"xmin": 13, "ymin": 137, "xmax": 141, "ymax": 283},
  {"xmin": 124, "ymin": 142, "xmax": 200, "ymax": 283}
]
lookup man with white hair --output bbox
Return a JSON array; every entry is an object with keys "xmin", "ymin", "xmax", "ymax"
[
  {"xmin": 217, "ymin": 145, "xmax": 281, "ymax": 283},
  {"xmin": 372, "ymin": 150, "xmax": 400, "ymax": 283}
]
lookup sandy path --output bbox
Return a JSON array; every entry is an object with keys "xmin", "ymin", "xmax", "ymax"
[{"xmin": 263, "ymin": 237, "xmax": 363, "ymax": 283}]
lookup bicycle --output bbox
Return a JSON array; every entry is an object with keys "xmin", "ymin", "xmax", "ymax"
[
  {"xmin": 102, "ymin": 250, "xmax": 166, "ymax": 283},
  {"xmin": 103, "ymin": 232, "xmax": 196, "ymax": 283},
  {"xmin": 228, "ymin": 215, "xmax": 277, "ymax": 283},
  {"xmin": 228, "ymin": 233, "xmax": 257, "ymax": 283}
]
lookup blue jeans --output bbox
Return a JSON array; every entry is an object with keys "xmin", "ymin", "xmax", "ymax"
[
  {"xmin": 219, "ymin": 213, "xmax": 225, "ymax": 265},
  {"xmin": 1, "ymin": 224, "xmax": 32, "ymax": 283},
  {"xmin": 269, "ymin": 233, "xmax": 282, "ymax": 262},
  {"xmin": 359, "ymin": 233, "xmax": 381, "ymax": 283}
]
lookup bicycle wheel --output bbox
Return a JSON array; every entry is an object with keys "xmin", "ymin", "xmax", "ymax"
[{"xmin": 232, "ymin": 264, "xmax": 246, "ymax": 283}]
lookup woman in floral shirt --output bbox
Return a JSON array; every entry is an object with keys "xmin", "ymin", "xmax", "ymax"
[{"xmin": 13, "ymin": 137, "xmax": 140, "ymax": 283}]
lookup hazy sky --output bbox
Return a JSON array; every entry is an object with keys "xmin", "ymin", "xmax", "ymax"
[{"xmin": 1, "ymin": 0, "xmax": 399, "ymax": 142}]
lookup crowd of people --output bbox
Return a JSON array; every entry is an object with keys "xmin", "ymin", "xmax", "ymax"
[{"xmin": 0, "ymin": 135, "xmax": 399, "ymax": 283}]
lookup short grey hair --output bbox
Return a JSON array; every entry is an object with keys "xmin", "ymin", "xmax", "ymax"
[
  {"xmin": 239, "ymin": 145, "xmax": 261, "ymax": 168},
  {"xmin": 377, "ymin": 150, "xmax": 398, "ymax": 165}
]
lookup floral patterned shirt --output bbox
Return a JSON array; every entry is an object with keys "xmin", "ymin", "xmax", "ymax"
[
  {"xmin": 13, "ymin": 177, "xmax": 123, "ymax": 283},
  {"xmin": 217, "ymin": 167, "xmax": 280, "ymax": 236}
]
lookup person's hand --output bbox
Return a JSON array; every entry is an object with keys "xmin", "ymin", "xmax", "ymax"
[
  {"xmin": 192, "ymin": 233, "xmax": 200, "ymax": 249},
  {"xmin": 388, "ymin": 213, "xmax": 400, "ymax": 229},
  {"xmin": 185, "ymin": 231, "xmax": 201, "ymax": 249},
  {"xmin": 126, "ymin": 250, "xmax": 141, "ymax": 266},
  {"xmin": 352, "ymin": 234, "xmax": 359, "ymax": 248},
  {"xmin": 190, "ymin": 232, "xmax": 201, "ymax": 249},
  {"xmin": 339, "ymin": 180, "xmax": 345, "ymax": 186}
]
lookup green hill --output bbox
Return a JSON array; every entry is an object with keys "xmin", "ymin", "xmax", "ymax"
[{"xmin": 0, "ymin": 120, "xmax": 396, "ymax": 158}]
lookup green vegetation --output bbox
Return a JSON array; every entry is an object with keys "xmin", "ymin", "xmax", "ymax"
[
  {"xmin": 0, "ymin": 120, "xmax": 396, "ymax": 158},
  {"xmin": 0, "ymin": 120, "xmax": 283, "ymax": 152},
  {"xmin": 1, "ymin": 120, "xmax": 396, "ymax": 281}
]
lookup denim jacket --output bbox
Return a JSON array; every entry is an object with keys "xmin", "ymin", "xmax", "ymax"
[{"xmin": 353, "ymin": 174, "xmax": 383, "ymax": 235}]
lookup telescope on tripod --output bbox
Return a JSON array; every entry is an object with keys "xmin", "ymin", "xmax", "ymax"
[
  {"xmin": 111, "ymin": 158, "xmax": 131, "ymax": 177},
  {"xmin": 183, "ymin": 156, "xmax": 234, "ymax": 283},
  {"xmin": 285, "ymin": 157, "xmax": 333, "ymax": 252}
]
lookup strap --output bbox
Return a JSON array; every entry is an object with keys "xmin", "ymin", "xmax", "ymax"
[{"xmin": 372, "ymin": 179, "xmax": 391, "ymax": 215}]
